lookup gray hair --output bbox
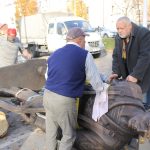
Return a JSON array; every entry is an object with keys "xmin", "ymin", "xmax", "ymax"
[{"xmin": 117, "ymin": 16, "xmax": 131, "ymax": 25}]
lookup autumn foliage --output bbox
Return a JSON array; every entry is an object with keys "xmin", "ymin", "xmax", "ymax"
[
  {"xmin": 67, "ymin": 0, "xmax": 88, "ymax": 20},
  {"xmin": 15, "ymin": 0, "xmax": 38, "ymax": 20},
  {"xmin": 15, "ymin": 0, "xmax": 89, "ymax": 22}
]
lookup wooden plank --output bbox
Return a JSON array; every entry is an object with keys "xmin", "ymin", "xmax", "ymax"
[{"xmin": 0, "ymin": 59, "xmax": 47, "ymax": 91}]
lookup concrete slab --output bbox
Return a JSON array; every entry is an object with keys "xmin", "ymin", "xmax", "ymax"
[
  {"xmin": 20, "ymin": 128, "xmax": 46, "ymax": 150},
  {"xmin": 139, "ymin": 139, "xmax": 150, "ymax": 150},
  {"xmin": 20, "ymin": 128, "xmax": 77, "ymax": 150}
]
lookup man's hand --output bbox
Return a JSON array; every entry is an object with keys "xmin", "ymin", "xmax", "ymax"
[
  {"xmin": 108, "ymin": 74, "xmax": 118, "ymax": 83},
  {"xmin": 126, "ymin": 75, "xmax": 138, "ymax": 83},
  {"xmin": 22, "ymin": 49, "xmax": 32, "ymax": 59}
]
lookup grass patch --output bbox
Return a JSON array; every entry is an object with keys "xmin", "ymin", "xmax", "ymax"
[{"xmin": 102, "ymin": 37, "xmax": 115, "ymax": 52}]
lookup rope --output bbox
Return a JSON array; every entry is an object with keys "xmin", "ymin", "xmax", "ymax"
[{"xmin": 15, "ymin": 88, "xmax": 31, "ymax": 97}]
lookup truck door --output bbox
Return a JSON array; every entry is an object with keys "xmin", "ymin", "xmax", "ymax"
[{"xmin": 47, "ymin": 23, "xmax": 66, "ymax": 53}]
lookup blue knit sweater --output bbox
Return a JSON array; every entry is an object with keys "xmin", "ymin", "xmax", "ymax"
[{"xmin": 45, "ymin": 44, "xmax": 88, "ymax": 98}]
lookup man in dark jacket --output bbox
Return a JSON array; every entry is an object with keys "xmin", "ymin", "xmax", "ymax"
[{"xmin": 109, "ymin": 16, "xmax": 150, "ymax": 104}]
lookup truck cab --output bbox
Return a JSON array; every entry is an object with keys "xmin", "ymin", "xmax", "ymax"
[{"xmin": 46, "ymin": 16, "xmax": 105, "ymax": 55}]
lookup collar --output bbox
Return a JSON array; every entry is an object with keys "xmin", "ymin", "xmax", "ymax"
[
  {"xmin": 130, "ymin": 22, "xmax": 138, "ymax": 37},
  {"xmin": 66, "ymin": 42, "xmax": 80, "ymax": 48}
]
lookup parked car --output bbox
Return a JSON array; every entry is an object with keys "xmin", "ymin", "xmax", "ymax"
[{"xmin": 97, "ymin": 27, "xmax": 117, "ymax": 38}]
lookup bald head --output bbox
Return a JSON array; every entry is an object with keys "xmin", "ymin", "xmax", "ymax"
[
  {"xmin": 116, "ymin": 16, "xmax": 132, "ymax": 38},
  {"xmin": 117, "ymin": 16, "xmax": 131, "ymax": 25}
]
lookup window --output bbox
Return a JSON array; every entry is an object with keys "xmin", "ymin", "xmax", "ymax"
[
  {"xmin": 64, "ymin": 20, "xmax": 93, "ymax": 32},
  {"xmin": 57, "ymin": 23, "xmax": 66, "ymax": 35},
  {"xmin": 48, "ymin": 23, "xmax": 54, "ymax": 34}
]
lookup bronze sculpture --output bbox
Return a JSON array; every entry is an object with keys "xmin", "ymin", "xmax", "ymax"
[{"xmin": 75, "ymin": 80, "xmax": 149, "ymax": 150}]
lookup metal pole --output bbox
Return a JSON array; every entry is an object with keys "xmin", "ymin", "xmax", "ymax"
[
  {"xmin": 102, "ymin": 0, "xmax": 104, "ymax": 27},
  {"xmin": 143, "ymin": 0, "xmax": 147, "ymax": 27}
]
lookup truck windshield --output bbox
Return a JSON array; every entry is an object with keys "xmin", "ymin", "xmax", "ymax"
[{"xmin": 64, "ymin": 20, "xmax": 94, "ymax": 32}]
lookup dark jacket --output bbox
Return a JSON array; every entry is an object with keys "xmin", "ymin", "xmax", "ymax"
[{"xmin": 112, "ymin": 23, "xmax": 150, "ymax": 93}]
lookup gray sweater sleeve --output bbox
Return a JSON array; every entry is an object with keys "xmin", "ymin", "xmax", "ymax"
[{"xmin": 85, "ymin": 52, "xmax": 104, "ymax": 92}]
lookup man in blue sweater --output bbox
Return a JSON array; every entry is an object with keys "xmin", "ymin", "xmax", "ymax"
[{"xmin": 43, "ymin": 27, "xmax": 107, "ymax": 150}]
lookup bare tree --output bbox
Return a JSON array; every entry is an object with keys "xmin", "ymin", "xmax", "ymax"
[{"xmin": 112, "ymin": 0, "xmax": 143, "ymax": 24}]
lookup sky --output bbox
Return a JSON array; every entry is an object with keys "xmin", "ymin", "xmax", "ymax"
[
  {"xmin": 0, "ymin": 0, "xmax": 68, "ymax": 25},
  {"xmin": 1, "ymin": 0, "xmax": 148, "ymax": 28},
  {"xmin": 0, "ymin": 0, "xmax": 15, "ymax": 27},
  {"xmin": 0, "ymin": 0, "xmax": 109, "ymax": 29}
]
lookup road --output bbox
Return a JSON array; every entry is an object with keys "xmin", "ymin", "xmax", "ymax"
[{"xmin": 94, "ymin": 51, "xmax": 112, "ymax": 76}]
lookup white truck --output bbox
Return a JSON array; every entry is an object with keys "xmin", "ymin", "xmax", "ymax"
[{"xmin": 19, "ymin": 13, "xmax": 105, "ymax": 56}]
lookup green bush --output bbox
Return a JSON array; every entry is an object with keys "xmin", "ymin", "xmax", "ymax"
[{"xmin": 102, "ymin": 37, "xmax": 115, "ymax": 52}]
